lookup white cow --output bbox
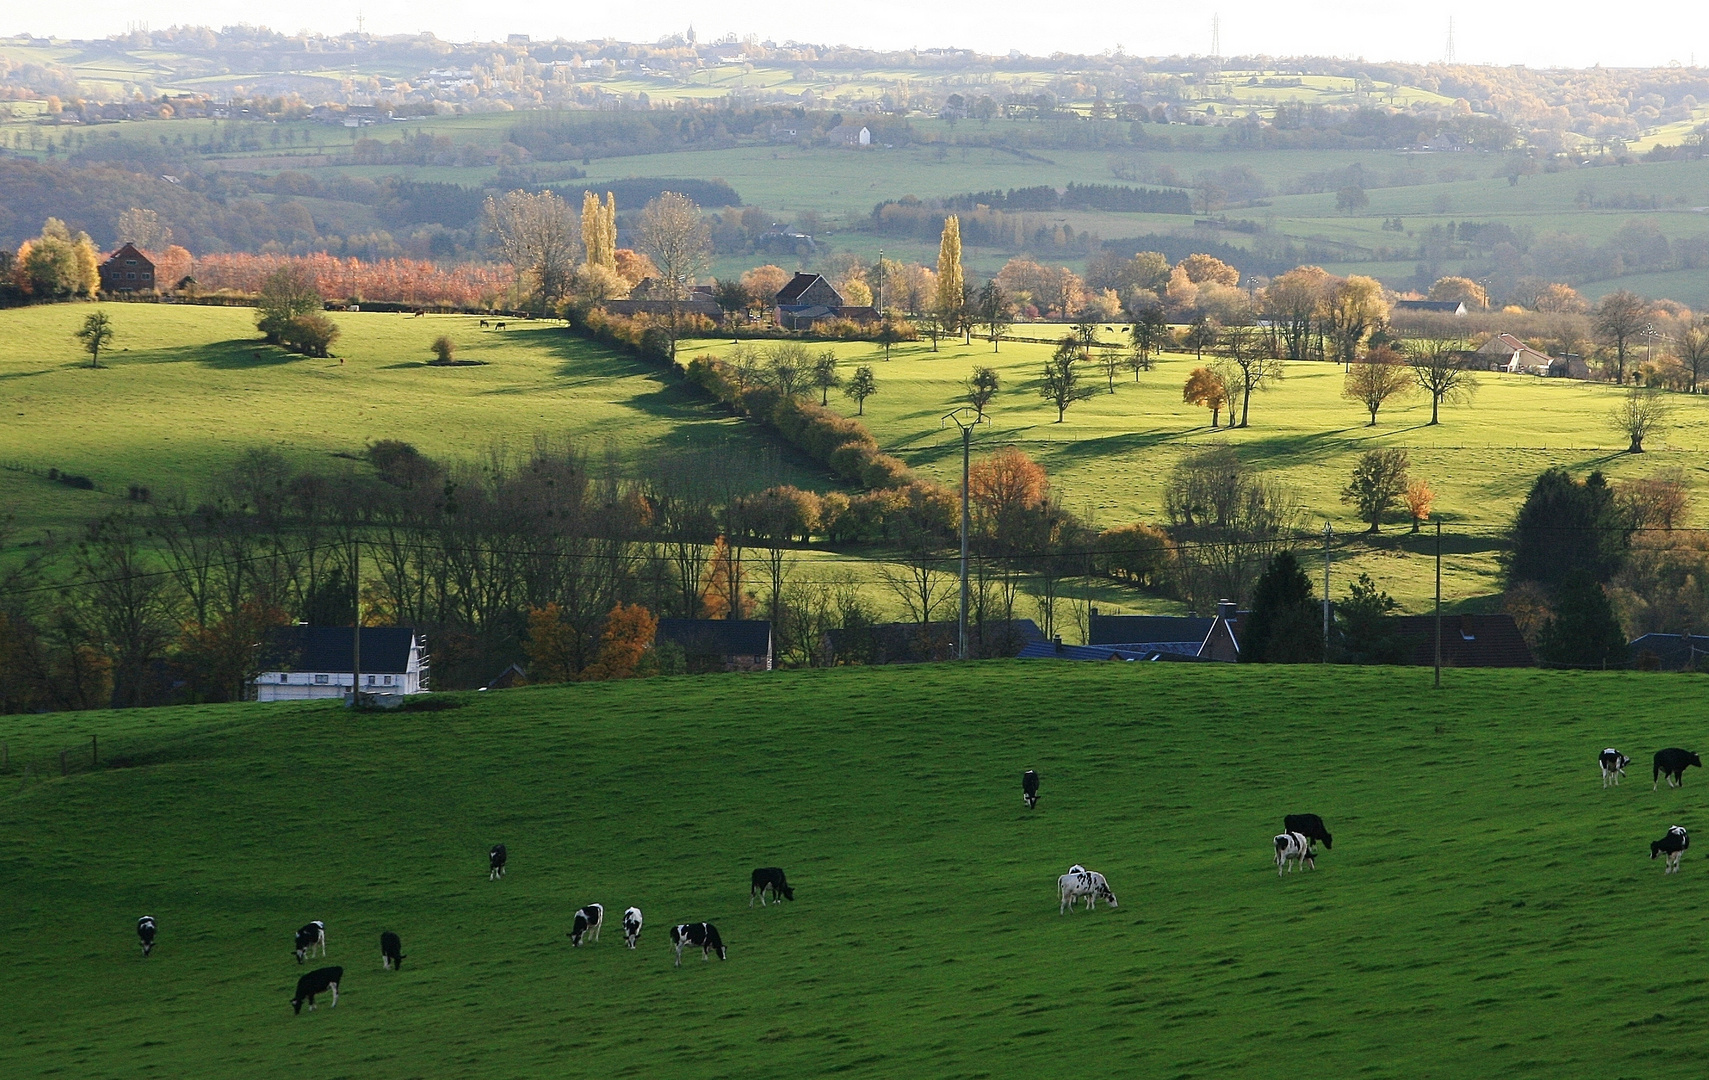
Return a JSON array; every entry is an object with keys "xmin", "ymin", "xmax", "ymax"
[
  {"xmin": 1058, "ymin": 865, "xmax": 1118, "ymax": 913},
  {"xmin": 1274, "ymin": 832, "xmax": 1315, "ymax": 876}
]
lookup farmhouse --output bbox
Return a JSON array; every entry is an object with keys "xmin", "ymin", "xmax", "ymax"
[
  {"xmin": 822, "ymin": 618, "xmax": 1043, "ymax": 664},
  {"xmin": 773, "ymin": 273, "xmax": 881, "ymax": 329},
  {"xmin": 252, "ymin": 626, "xmax": 430, "ymax": 701},
  {"xmin": 99, "ymin": 243, "xmax": 155, "ymax": 294},
  {"xmin": 1391, "ymin": 614, "xmax": 1534, "ymax": 666},
  {"xmin": 1393, "ymin": 299, "xmax": 1468, "ymax": 317},
  {"xmin": 1477, "ymin": 333, "xmax": 1563, "ymax": 375},
  {"xmin": 1628, "ymin": 633, "xmax": 1709, "ymax": 671},
  {"xmin": 1024, "ymin": 602, "xmax": 1243, "ymax": 662},
  {"xmin": 655, "ymin": 618, "xmax": 773, "ymax": 672}
]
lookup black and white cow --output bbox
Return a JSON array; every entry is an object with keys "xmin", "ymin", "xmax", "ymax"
[
  {"xmin": 1274, "ymin": 831, "xmax": 1316, "ymax": 876},
  {"xmin": 137, "ymin": 916, "xmax": 156, "ymax": 958},
  {"xmin": 569, "ymin": 904, "xmax": 604, "ymax": 946},
  {"xmin": 380, "ymin": 932, "xmax": 404, "ymax": 971},
  {"xmin": 291, "ymin": 966, "xmax": 343, "ymax": 1014},
  {"xmin": 750, "ymin": 867, "xmax": 794, "ymax": 906},
  {"xmin": 622, "ymin": 907, "xmax": 643, "ymax": 950},
  {"xmin": 669, "ymin": 922, "xmax": 726, "ymax": 967},
  {"xmin": 1058, "ymin": 865, "xmax": 1118, "ymax": 913},
  {"xmin": 1283, "ymin": 813, "xmax": 1333, "ymax": 852},
  {"xmin": 294, "ymin": 921, "xmax": 326, "ymax": 964},
  {"xmin": 1652, "ymin": 826, "xmax": 1690, "ymax": 873},
  {"xmin": 1022, "ymin": 769, "xmax": 1040, "ymax": 810},
  {"xmin": 1600, "ymin": 749, "xmax": 1632, "ymax": 788},
  {"xmin": 489, "ymin": 844, "xmax": 507, "ymax": 880},
  {"xmin": 1654, "ymin": 749, "xmax": 1702, "ymax": 791}
]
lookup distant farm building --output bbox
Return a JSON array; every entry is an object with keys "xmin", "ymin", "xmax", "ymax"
[
  {"xmin": 773, "ymin": 273, "xmax": 880, "ymax": 329},
  {"xmin": 99, "ymin": 243, "xmax": 155, "ymax": 293},
  {"xmin": 1393, "ymin": 299, "xmax": 1467, "ymax": 317},
  {"xmin": 253, "ymin": 626, "xmax": 430, "ymax": 701},
  {"xmin": 655, "ymin": 618, "xmax": 773, "ymax": 672},
  {"xmin": 822, "ymin": 619, "xmax": 1043, "ymax": 664},
  {"xmin": 1477, "ymin": 333, "xmax": 1567, "ymax": 376}
]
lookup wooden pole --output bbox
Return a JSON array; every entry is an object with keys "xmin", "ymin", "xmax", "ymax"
[
  {"xmin": 1434, "ymin": 519, "xmax": 1443, "ymax": 689},
  {"xmin": 351, "ymin": 538, "xmax": 361, "ymax": 707}
]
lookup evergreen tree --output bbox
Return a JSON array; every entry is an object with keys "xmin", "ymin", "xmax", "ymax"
[
  {"xmin": 1536, "ymin": 571, "xmax": 1629, "ymax": 669},
  {"xmin": 1241, "ymin": 550, "xmax": 1322, "ymax": 663},
  {"xmin": 1334, "ymin": 573, "xmax": 1406, "ymax": 664},
  {"xmin": 1508, "ymin": 468, "xmax": 1627, "ymax": 588}
]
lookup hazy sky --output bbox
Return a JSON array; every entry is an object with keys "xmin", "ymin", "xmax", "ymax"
[{"xmin": 10, "ymin": 1, "xmax": 1708, "ymax": 69}]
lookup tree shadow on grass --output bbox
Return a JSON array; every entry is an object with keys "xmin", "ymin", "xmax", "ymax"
[{"xmin": 125, "ymin": 339, "xmax": 302, "ymax": 369}]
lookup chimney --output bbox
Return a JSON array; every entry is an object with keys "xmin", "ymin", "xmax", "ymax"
[
  {"xmin": 1216, "ymin": 598, "xmax": 1237, "ymax": 620},
  {"xmin": 1052, "ymin": 636, "xmax": 1062, "ymax": 654}
]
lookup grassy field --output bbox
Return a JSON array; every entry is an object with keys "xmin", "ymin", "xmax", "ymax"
[
  {"xmin": 5, "ymin": 663, "xmax": 1709, "ymax": 1078},
  {"xmin": 685, "ymin": 333, "xmax": 1709, "ymax": 607}
]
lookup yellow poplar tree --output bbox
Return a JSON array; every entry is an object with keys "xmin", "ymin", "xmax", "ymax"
[
  {"xmin": 935, "ymin": 215, "xmax": 964, "ymax": 320},
  {"xmin": 600, "ymin": 192, "xmax": 618, "ymax": 270},
  {"xmin": 581, "ymin": 191, "xmax": 603, "ymax": 267}
]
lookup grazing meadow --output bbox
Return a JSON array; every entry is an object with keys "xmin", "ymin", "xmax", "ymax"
[{"xmin": 4, "ymin": 663, "xmax": 1709, "ymax": 1078}]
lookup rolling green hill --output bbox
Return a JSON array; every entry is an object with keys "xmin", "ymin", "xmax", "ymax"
[{"xmin": 5, "ymin": 663, "xmax": 1709, "ymax": 1078}]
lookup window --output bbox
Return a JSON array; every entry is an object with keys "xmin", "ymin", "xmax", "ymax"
[
  {"xmin": 383, "ymin": 675, "xmax": 393, "ymax": 686},
  {"xmin": 314, "ymin": 674, "xmax": 329, "ymax": 685},
  {"xmin": 125, "ymin": 259, "xmax": 136, "ymax": 266},
  {"xmin": 367, "ymin": 675, "xmax": 376, "ymax": 685},
  {"xmin": 281, "ymin": 674, "xmax": 289, "ymax": 683},
  {"xmin": 126, "ymin": 272, "xmax": 136, "ymax": 279}
]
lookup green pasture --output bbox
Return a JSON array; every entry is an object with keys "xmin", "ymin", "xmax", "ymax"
[
  {"xmin": 686, "ymin": 333, "xmax": 1709, "ymax": 608},
  {"xmin": 0, "ymin": 304, "xmax": 824, "ymax": 541},
  {"xmin": 5, "ymin": 664, "xmax": 1709, "ymax": 1078}
]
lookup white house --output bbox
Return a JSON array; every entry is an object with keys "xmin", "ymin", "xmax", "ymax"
[
  {"xmin": 1477, "ymin": 333, "xmax": 1557, "ymax": 375},
  {"xmin": 254, "ymin": 626, "xmax": 429, "ymax": 702}
]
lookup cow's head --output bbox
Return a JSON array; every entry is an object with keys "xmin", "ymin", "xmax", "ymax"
[
  {"xmin": 1693, "ymin": 753, "xmax": 1703, "ymax": 769},
  {"xmin": 1652, "ymin": 840, "xmax": 1665, "ymax": 859}
]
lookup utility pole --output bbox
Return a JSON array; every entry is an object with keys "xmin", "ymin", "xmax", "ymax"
[
  {"xmin": 1322, "ymin": 520, "xmax": 1332, "ymax": 659},
  {"xmin": 1434, "ymin": 519, "xmax": 1443, "ymax": 689},
  {"xmin": 942, "ymin": 408, "xmax": 986, "ymax": 660},
  {"xmin": 350, "ymin": 537, "xmax": 362, "ymax": 707}
]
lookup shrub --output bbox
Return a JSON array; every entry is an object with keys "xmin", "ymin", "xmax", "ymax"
[
  {"xmin": 281, "ymin": 313, "xmax": 340, "ymax": 357},
  {"xmin": 1099, "ymin": 522, "xmax": 1173, "ymax": 586},
  {"xmin": 430, "ymin": 335, "xmax": 456, "ymax": 364}
]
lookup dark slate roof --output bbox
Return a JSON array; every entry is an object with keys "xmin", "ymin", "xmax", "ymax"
[
  {"xmin": 1017, "ymin": 640, "xmax": 1206, "ymax": 662},
  {"xmin": 1394, "ymin": 299, "xmax": 1465, "ymax": 312},
  {"xmin": 656, "ymin": 618, "xmax": 772, "ymax": 657},
  {"xmin": 261, "ymin": 626, "xmax": 420, "ymax": 674},
  {"xmin": 823, "ymin": 619, "xmax": 1042, "ymax": 663},
  {"xmin": 1629, "ymin": 634, "xmax": 1709, "ymax": 671},
  {"xmin": 1392, "ymin": 614, "xmax": 1534, "ymax": 667},
  {"xmin": 776, "ymin": 272, "xmax": 826, "ymax": 304},
  {"xmin": 1089, "ymin": 613, "xmax": 1212, "ymax": 646}
]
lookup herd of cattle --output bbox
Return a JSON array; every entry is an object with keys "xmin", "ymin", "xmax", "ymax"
[
  {"xmin": 125, "ymin": 748, "xmax": 1703, "ymax": 1014},
  {"xmin": 131, "ymin": 842, "xmax": 789, "ymax": 1015}
]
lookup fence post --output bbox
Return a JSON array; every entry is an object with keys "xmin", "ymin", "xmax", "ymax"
[
  {"xmin": 59, "ymin": 750, "xmax": 68, "ymax": 777},
  {"xmin": 91, "ymin": 735, "xmax": 97, "ymax": 767}
]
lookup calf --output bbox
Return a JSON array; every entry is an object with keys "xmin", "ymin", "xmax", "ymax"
[
  {"xmin": 294, "ymin": 921, "xmax": 326, "ymax": 964},
  {"xmin": 1022, "ymin": 769, "xmax": 1040, "ymax": 810},
  {"xmin": 569, "ymin": 904, "xmax": 604, "ymax": 946},
  {"xmin": 1600, "ymin": 749, "xmax": 1632, "ymax": 788},
  {"xmin": 1058, "ymin": 866, "xmax": 1118, "ymax": 913},
  {"xmin": 1274, "ymin": 832, "xmax": 1315, "ymax": 876},
  {"xmin": 622, "ymin": 907, "xmax": 643, "ymax": 950},
  {"xmin": 669, "ymin": 922, "xmax": 726, "ymax": 967},
  {"xmin": 1652, "ymin": 826, "xmax": 1690, "ymax": 873},
  {"xmin": 750, "ymin": 867, "xmax": 794, "ymax": 906},
  {"xmin": 137, "ymin": 916, "xmax": 156, "ymax": 958},
  {"xmin": 291, "ymin": 966, "xmax": 343, "ymax": 1014},
  {"xmin": 489, "ymin": 844, "xmax": 507, "ymax": 880},
  {"xmin": 1653, "ymin": 748, "xmax": 1702, "ymax": 790},
  {"xmin": 380, "ymin": 932, "xmax": 404, "ymax": 971},
  {"xmin": 1283, "ymin": 813, "xmax": 1333, "ymax": 851}
]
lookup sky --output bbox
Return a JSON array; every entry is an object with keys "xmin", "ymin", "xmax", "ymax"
[{"xmin": 7, "ymin": 1, "xmax": 1708, "ymax": 69}]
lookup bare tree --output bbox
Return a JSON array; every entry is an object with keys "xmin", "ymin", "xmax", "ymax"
[
  {"xmin": 1595, "ymin": 289, "xmax": 1651, "ymax": 384},
  {"xmin": 1213, "ymin": 326, "xmax": 1284, "ymax": 427},
  {"xmin": 1676, "ymin": 320, "xmax": 1709, "ymax": 394},
  {"xmin": 483, "ymin": 189, "xmax": 579, "ymax": 308},
  {"xmin": 1610, "ymin": 386, "xmax": 1670, "ymax": 453},
  {"xmin": 964, "ymin": 366, "xmax": 1000, "ymax": 419},
  {"xmin": 1342, "ymin": 348, "xmax": 1413, "ymax": 425},
  {"xmin": 1407, "ymin": 338, "xmax": 1478, "ymax": 424},
  {"xmin": 636, "ymin": 192, "xmax": 712, "ymax": 359}
]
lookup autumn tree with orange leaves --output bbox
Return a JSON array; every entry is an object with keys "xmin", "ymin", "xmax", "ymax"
[{"xmin": 580, "ymin": 603, "xmax": 658, "ymax": 680}]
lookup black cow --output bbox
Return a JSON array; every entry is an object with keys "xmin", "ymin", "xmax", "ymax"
[
  {"xmin": 292, "ymin": 966, "xmax": 343, "ymax": 1014},
  {"xmin": 1022, "ymin": 769, "xmax": 1040, "ymax": 810},
  {"xmin": 489, "ymin": 844, "xmax": 507, "ymax": 880},
  {"xmin": 750, "ymin": 867, "xmax": 794, "ymax": 907},
  {"xmin": 380, "ymin": 932, "xmax": 404, "ymax": 971},
  {"xmin": 1654, "ymin": 749, "xmax": 1702, "ymax": 791},
  {"xmin": 1283, "ymin": 814, "xmax": 1333, "ymax": 851},
  {"xmin": 1601, "ymin": 749, "xmax": 1632, "ymax": 788},
  {"xmin": 670, "ymin": 922, "xmax": 726, "ymax": 967},
  {"xmin": 137, "ymin": 916, "xmax": 156, "ymax": 958},
  {"xmin": 570, "ymin": 904, "xmax": 604, "ymax": 946},
  {"xmin": 294, "ymin": 921, "xmax": 326, "ymax": 964},
  {"xmin": 622, "ymin": 907, "xmax": 643, "ymax": 949},
  {"xmin": 1652, "ymin": 826, "xmax": 1691, "ymax": 873}
]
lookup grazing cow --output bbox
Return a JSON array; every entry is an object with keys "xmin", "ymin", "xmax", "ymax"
[
  {"xmin": 669, "ymin": 922, "xmax": 726, "ymax": 967},
  {"xmin": 137, "ymin": 916, "xmax": 156, "ymax": 958},
  {"xmin": 1600, "ymin": 749, "xmax": 1632, "ymax": 788},
  {"xmin": 1651, "ymin": 826, "xmax": 1690, "ymax": 873},
  {"xmin": 622, "ymin": 907, "xmax": 643, "ymax": 950},
  {"xmin": 291, "ymin": 966, "xmax": 343, "ymax": 1014},
  {"xmin": 380, "ymin": 932, "xmax": 404, "ymax": 971},
  {"xmin": 1058, "ymin": 866, "xmax": 1119, "ymax": 913},
  {"xmin": 489, "ymin": 844, "xmax": 507, "ymax": 880},
  {"xmin": 1022, "ymin": 769, "xmax": 1040, "ymax": 810},
  {"xmin": 569, "ymin": 904, "xmax": 604, "ymax": 946},
  {"xmin": 1274, "ymin": 832, "xmax": 1315, "ymax": 876},
  {"xmin": 1653, "ymin": 748, "xmax": 1702, "ymax": 790},
  {"xmin": 750, "ymin": 867, "xmax": 794, "ymax": 906},
  {"xmin": 1283, "ymin": 813, "xmax": 1333, "ymax": 851},
  {"xmin": 294, "ymin": 921, "xmax": 326, "ymax": 964}
]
